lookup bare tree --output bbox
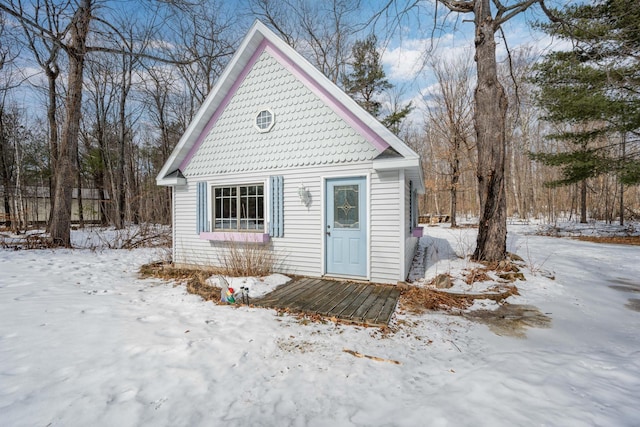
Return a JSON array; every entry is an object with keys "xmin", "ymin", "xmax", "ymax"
[
  {"xmin": 170, "ymin": 0, "xmax": 235, "ymax": 114},
  {"xmin": 0, "ymin": 9, "xmax": 18, "ymax": 228},
  {"xmin": 426, "ymin": 53, "xmax": 474, "ymax": 227},
  {"xmin": 83, "ymin": 51, "xmax": 118, "ymax": 226},
  {"xmin": 500, "ymin": 46, "xmax": 539, "ymax": 220},
  {"xmin": 0, "ymin": 0, "xmax": 202, "ymax": 245},
  {"xmin": 379, "ymin": 0, "xmax": 557, "ymax": 261},
  {"xmin": 138, "ymin": 63, "xmax": 183, "ymax": 223},
  {"xmin": 250, "ymin": 0, "xmax": 365, "ymax": 84},
  {"xmin": 0, "ymin": 105, "xmax": 17, "ymax": 228},
  {"xmin": 111, "ymin": 19, "xmax": 143, "ymax": 229},
  {"xmin": 46, "ymin": 0, "xmax": 92, "ymax": 245},
  {"xmin": 15, "ymin": 0, "xmax": 64, "ymax": 229}
]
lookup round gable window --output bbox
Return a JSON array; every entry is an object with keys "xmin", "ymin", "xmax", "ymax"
[{"xmin": 255, "ymin": 109, "xmax": 275, "ymax": 132}]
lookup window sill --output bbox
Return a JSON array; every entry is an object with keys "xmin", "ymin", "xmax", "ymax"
[
  {"xmin": 412, "ymin": 227, "xmax": 423, "ymax": 238},
  {"xmin": 199, "ymin": 232, "xmax": 270, "ymax": 243}
]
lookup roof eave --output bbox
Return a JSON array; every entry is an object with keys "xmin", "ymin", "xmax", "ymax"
[
  {"xmin": 156, "ymin": 176, "xmax": 187, "ymax": 187},
  {"xmin": 156, "ymin": 21, "xmax": 268, "ymax": 182},
  {"xmin": 373, "ymin": 157, "xmax": 426, "ymax": 194},
  {"xmin": 373, "ymin": 157, "xmax": 420, "ymax": 171}
]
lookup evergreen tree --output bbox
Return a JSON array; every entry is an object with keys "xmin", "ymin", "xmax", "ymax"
[
  {"xmin": 531, "ymin": 0, "xmax": 640, "ymax": 187},
  {"xmin": 342, "ymin": 34, "xmax": 412, "ymax": 133}
]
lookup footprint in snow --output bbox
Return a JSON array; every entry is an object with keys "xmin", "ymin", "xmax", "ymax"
[
  {"xmin": 151, "ymin": 397, "xmax": 168, "ymax": 410},
  {"xmin": 84, "ymin": 289, "xmax": 112, "ymax": 295}
]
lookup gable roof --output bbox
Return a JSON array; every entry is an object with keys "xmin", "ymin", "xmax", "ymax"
[
  {"xmin": 157, "ymin": 20, "xmax": 424, "ymax": 193},
  {"xmin": 183, "ymin": 50, "xmax": 381, "ymax": 176}
]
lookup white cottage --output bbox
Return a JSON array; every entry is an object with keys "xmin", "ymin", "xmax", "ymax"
[{"xmin": 157, "ymin": 20, "xmax": 425, "ymax": 285}]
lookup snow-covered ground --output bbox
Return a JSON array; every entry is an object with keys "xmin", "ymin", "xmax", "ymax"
[{"xmin": 1, "ymin": 223, "xmax": 639, "ymax": 426}]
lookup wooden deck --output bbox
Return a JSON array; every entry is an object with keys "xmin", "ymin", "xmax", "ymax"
[{"xmin": 253, "ymin": 278, "xmax": 401, "ymax": 327}]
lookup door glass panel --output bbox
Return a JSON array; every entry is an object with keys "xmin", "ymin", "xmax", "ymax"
[{"xmin": 333, "ymin": 185, "xmax": 359, "ymax": 229}]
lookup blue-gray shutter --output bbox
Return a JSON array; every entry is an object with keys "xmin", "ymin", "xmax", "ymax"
[
  {"xmin": 196, "ymin": 181, "xmax": 208, "ymax": 234},
  {"xmin": 269, "ymin": 176, "xmax": 284, "ymax": 237}
]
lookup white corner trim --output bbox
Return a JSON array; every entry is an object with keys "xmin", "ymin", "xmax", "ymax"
[{"xmin": 399, "ymin": 169, "xmax": 406, "ymax": 281}]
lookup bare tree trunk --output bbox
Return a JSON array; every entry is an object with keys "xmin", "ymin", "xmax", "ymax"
[
  {"xmin": 49, "ymin": 0, "xmax": 91, "ymax": 247},
  {"xmin": 13, "ymin": 137, "xmax": 24, "ymax": 232},
  {"xmin": 77, "ymin": 143, "xmax": 84, "ymax": 229},
  {"xmin": 128, "ymin": 143, "xmax": 140, "ymax": 224},
  {"xmin": 46, "ymin": 69, "xmax": 59, "ymax": 231},
  {"xmin": 0, "ymin": 109, "xmax": 12, "ymax": 228},
  {"xmin": 450, "ymin": 146, "xmax": 459, "ymax": 227},
  {"xmin": 1, "ymin": 189, "xmax": 10, "ymax": 227},
  {"xmin": 509, "ymin": 138, "xmax": 522, "ymax": 217},
  {"xmin": 427, "ymin": 135, "xmax": 440, "ymax": 215},
  {"xmin": 569, "ymin": 183, "xmax": 576, "ymax": 221},
  {"xmin": 619, "ymin": 132, "xmax": 625, "ymax": 226},
  {"xmin": 472, "ymin": 0, "xmax": 508, "ymax": 262},
  {"xmin": 580, "ymin": 179, "xmax": 587, "ymax": 223},
  {"xmin": 116, "ymin": 76, "xmax": 127, "ymax": 229},
  {"xmin": 96, "ymin": 130, "xmax": 109, "ymax": 226},
  {"xmin": 116, "ymin": 120, "xmax": 126, "ymax": 228},
  {"xmin": 604, "ymin": 175, "xmax": 611, "ymax": 223}
]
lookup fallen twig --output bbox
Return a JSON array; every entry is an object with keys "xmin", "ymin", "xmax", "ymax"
[{"xmin": 343, "ymin": 349, "xmax": 401, "ymax": 365}]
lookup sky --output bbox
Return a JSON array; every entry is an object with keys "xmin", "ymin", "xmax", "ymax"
[
  {"xmin": 373, "ymin": 0, "xmax": 572, "ymax": 79},
  {"xmin": 371, "ymin": 0, "xmax": 573, "ymax": 125},
  {"xmin": 2, "ymin": 0, "xmax": 573, "ymax": 129}
]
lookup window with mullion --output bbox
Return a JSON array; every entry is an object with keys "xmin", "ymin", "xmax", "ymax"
[{"xmin": 213, "ymin": 184, "xmax": 264, "ymax": 232}]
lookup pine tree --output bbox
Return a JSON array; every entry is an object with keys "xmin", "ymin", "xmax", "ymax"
[
  {"xmin": 342, "ymin": 34, "xmax": 412, "ymax": 133},
  {"xmin": 531, "ymin": 0, "xmax": 640, "ymax": 185}
]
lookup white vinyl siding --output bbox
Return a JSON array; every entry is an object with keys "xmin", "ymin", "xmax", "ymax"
[
  {"xmin": 369, "ymin": 170, "xmax": 402, "ymax": 283},
  {"xmin": 173, "ymin": 163, "xmax": 406, "ymax": 284}
]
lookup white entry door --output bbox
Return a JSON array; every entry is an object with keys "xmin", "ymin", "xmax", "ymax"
[{"xmin": 325, "ymin": 177, "xmax": 367, "ymax": 277}]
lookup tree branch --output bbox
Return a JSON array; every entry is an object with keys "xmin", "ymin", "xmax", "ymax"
[
  {"xmin": 539, "ymin": 0, "xmax": 562, "ymax": 23},
  {"xmin": 2, "ymin": 2, "xmax": 197, "ymax": 66},
  {"xmin": 0, "ymin": 3, "xmax": 59, "ymax": 44},
  {"xmin": 494, "ymin": 0, "xmax": 540, "ymax": 27},
  {"xmin": 438, "ymin": 0, "xmax": 474, "ymax": 14}
]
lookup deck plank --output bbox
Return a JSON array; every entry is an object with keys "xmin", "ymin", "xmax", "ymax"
[
  {"xmin": 316, "ymin": 282, "xmax": 363, "ymax": 316},
  {"xmin": 256, "ymin": 278, "xmax": 315, "ymax": 306},
  {"xmin": 349, "ymin": 286, "xmax": 385, "ymax": 322},
  {"xmin": 255, "ymin": 278, "xmax": 308, "ymax": 303},
  {"xmin": 361, "ymin": 286, "xmax": 394, "ymax": 324},
  {"xmin": 375, "ymin": 288, "xmax": 401, "ymax": 325},
  {"xmin": 288, "ymin": 280, "xmax": 340, "ymax": 311},
  {"xmin": 299, "ymin": 281, "xmax": 345, "ymax": 313},
  {"xmin": 252, "ymin": 277, "xmax": 400, "ymax": 327},
  {"xmin": 330, "ymin": 283, "xmax": 368, "ymax": 317},
  {"xmin": 338, "ymin": 285, "xmax": 375, "ymax": 319}
]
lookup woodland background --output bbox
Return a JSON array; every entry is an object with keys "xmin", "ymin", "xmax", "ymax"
[{"xmin": 0, "ymin": 0, "xmax": 638, "ymax": 237}]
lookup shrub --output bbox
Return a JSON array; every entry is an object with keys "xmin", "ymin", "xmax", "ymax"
[{"xmin": 217, "ymin": 239, "xmax": 277, "ymax": 277}]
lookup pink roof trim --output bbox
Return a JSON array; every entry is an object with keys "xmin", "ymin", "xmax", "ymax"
[
  {"xmin": 179, "ymin": 39, "xmax": 269, "ymax": 171},
  {"xmin": 264, "ymin": 43, "xmax": 389, "ymax": 152},
  {"xmin": 179, "ymin": 37, "xmax": 389, "ymax": 172}
]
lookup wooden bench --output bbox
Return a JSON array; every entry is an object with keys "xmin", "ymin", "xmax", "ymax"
[{"xmin": 419, "ymin": 214, "xmax": 450, "ymax": 224}]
